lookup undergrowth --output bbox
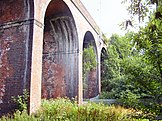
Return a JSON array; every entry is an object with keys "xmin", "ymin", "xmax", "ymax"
[{"xmin": 0, "ymin": 98, "xmax": 148, "ymax": 121}]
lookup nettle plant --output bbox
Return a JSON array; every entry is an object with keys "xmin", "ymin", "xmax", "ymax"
[{"xmin": 12, "ymin": 89, "xmax": 29, "ymax": 112}]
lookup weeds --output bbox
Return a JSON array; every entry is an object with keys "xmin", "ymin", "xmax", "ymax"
[
  {"xmin": 0, "ymin": 98, "xmax": 148, "ymax": 121},
  {"xmin": 11, "ymin": 89, "xmax": 29, "ymax": 112}
]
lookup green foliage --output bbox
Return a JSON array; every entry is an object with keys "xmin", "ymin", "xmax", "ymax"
[
  {"xmin": 83, "ymin": 46, "xmax": 97, "ymax": 75},
  {"xmin": 0, "ymin": 110, "xmax": 39, "ymax": 121},
  {"xmin": 101, "ymin": 33, "xmax": 146, "ymax": 99},
  {"xmin": 135, "ymin": 20, "xmax": 162, "ymax": 79},
  {"xmin": 101, "ymin": 30, "xmax": 162, "ymax": 116},
  {"xmin": 102, "ymin": 34, "xmax": 109, "ymax": 44},
  {"xmin": 0, "ymin": 98, "xmax": 148, "ymax": 121},
  {"xmin": 100, "ymin": 0, "xmax": 162, "ymax": 117},
  {"xmin": 119, "ymin": 0, "xmax": 162, "ymax": 98},
  {"xmin": 124, "ymin": 0, "xmax": 149, "ymax": 21},
  {"xmin": 36, "ymin": 98, "xmax": 78, "ymax": 120},
  {"xmin": 83, "ymin": 46, "xmax": 97, "ymax": 95},
  {"xmin": 12, "ymin": 89, "xmax": 29, "ymax": 112},
  {"xmin": 119, "ymin": 97, "xmax": 162, "ymax": 120},
  {"xmin": 99, "ymin": 91, "xmax": 116, "ymax": 99}
]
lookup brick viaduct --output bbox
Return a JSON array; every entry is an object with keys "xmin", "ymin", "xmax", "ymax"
[{"xmin": 0, "ymin": 0, "xmax": 107, "ymax": 115}]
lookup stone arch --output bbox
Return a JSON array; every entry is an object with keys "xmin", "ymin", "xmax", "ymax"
[
  {"xmin": 82, "ymin": 31, "xmax": 99, "ymax": 99},
  {"xmin": 42, "ymin": 0, "xmax": 79, "ymax": 99}
]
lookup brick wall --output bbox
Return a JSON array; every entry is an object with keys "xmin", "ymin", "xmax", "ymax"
[
  {"xmin": 0, "ymin": 0, "xmax": 104, "ymax": 115},
  {"xmin": 0, "ymin": 0, "xmax": 34, "ymax": 115}
]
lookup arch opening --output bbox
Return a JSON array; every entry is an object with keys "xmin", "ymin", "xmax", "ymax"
[
  {"xmin": 42, "ymin": 0, "xmax": 79, "ymax": 99},
  {"xmin": 82, "ymin": 31, "xmax": 98, "ymax": 99},
  {"xmin": 100, "ymin": 48, "xmax": 108, "ymax": 92}
]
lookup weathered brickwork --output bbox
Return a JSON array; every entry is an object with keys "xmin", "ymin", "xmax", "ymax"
[
  {"xmin": 0, "ymin": 0, "xmax": 25, "ymax": 24},
  {"xmin": 0, "ymin": 0, "xmax": 34, "ymax": 115},
  {"xmin": 87, "ymin": 68, "xmax": 98, "ymax": 98},
  {"xmin": 41, "ymin": 0, "xmax": 78, "ymax": 99},
  {"xmin": 0, "ymin": 0, "xmax": 106, "ymax": 115},
  {"xmin": 0, "ymin": 25, "xmax": 32, "ymax": 115},
  {"xmin": 42, "ymin": 22, "xmax": 67, "ymax": 98}
]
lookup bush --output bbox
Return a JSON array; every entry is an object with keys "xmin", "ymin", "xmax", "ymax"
[
  {"xmin": 99, "ymin": 91, "xmax": 116, "ymax": 99},
  {"xmin": 36, "ymin": 98, "xmax": 145, "ymax": 121},
  {"xmin": 0, "ymin": 110, "xmax": 38, "ymax": 121},
  {"xmin": 0, "ymin": 98, "xmax": 148, "ymax": 121}
]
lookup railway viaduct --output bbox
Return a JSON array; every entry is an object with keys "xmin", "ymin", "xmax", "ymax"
[{"xmin": 0, "ymin": 0, "xmax": 107, "ymax": 115}]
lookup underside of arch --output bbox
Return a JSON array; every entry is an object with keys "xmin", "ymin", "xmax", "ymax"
[{"xmin": 42, "ymin": 0, "xmax": 79, "ymax": 99}]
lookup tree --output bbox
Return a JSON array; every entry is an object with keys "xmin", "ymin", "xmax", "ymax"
[
  {"xmin": 122, "ymin": 0, "xmax": 162, "ymax": 25},
  {"xmin": 101, "ymin": 33, "xmax": 146, "ymax": 99},
  {"xmin": 122, "ymin": 0, "xmax": 162, "ymax": 80},
  {"xmin": 101, "ymin": 30, "xmax": 162, "ymax": 98},
  {"xmin": 101, "ymin": 32, "xmax": 162, "ymax": 116},
  {"xmin": 100, "ymin": 0, "xmax": 162, "ymax": 116}
]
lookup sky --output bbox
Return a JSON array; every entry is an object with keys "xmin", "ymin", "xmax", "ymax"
[{"xmin": 81, "ymin": 0, "xmax": 129, "ymax": 37}]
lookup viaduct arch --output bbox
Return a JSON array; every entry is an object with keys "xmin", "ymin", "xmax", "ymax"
[
  {"xmin": 82, "ymin": 31, "xmax": 99, "ymax": 99},
  {"xmin": 0, "ymin": 0, "xmax": 106, "ymax": 115}
]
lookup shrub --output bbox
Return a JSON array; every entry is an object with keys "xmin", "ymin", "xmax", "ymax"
[
  {"xmin": 36, "ymin": 98, "xmax": 146, "ymax": 121},
  {"xmin": 99, "ymin": 91, "xmax": 116, "ymax": 99},
  {"xmin": 0, "ymin": 98, "xmax": 148, "ymax": 121}
]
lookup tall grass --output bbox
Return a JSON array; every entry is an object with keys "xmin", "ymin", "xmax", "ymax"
[{"xmin": 0, "ymin": 98, "xmax": 148, "ymax": 121}]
